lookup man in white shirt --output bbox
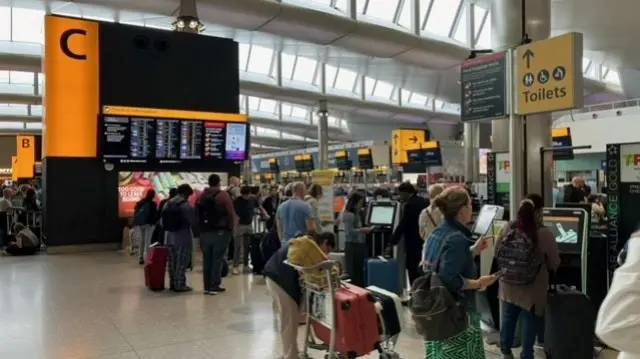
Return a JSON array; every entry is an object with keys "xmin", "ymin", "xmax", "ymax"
[{"xmin": 596, "ymin": 233, "xmax": 640, "ymax": 359}]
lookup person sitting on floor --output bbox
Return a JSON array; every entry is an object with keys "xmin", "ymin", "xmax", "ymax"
[{"xmin": 5, "ymin": 223, "xmax": 39, "ymax": 256}]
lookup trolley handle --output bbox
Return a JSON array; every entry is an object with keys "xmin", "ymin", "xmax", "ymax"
[{"xmin": 284, "ymin": 259, "xmax": 338, "ymax": 272}]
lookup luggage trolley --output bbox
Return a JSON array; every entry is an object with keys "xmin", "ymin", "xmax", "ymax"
[{"xmin": 285, "ymin": 259, "xmax": 401, "ymax": 359}]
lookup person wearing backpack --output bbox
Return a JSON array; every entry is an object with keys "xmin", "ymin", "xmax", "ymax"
[
  {"xmin": 196, "ymin": 174, "xmax": 236, "ymax": 295},
  {"xmin": 419, "ymin": 186, "xmax": 497, "ymax": 359},
  {"xmin": 133, "ymin": 189, "xmax": 158, "ymax": 265},
  {"xmin": 162, "ymin": 184, "xmax": 199, "ymax": 292},
  {"xmin": 494, "ymin": 194, "xmax": 560, "ymax": 359}
]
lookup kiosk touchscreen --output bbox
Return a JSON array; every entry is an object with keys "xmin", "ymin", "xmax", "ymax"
[
  {"xmin": 542, "ymin": 207, "xmax": 589, "ymax": 294},
  {"xmin": 472, "ymin": 205, "xmax": 504, "ymax": 239},
  {"xmin": 368, "ymin": 205, "xmax": 395, "ymax": 227},
  {"xmin": 542, "ymin": 208, "xmax": 588, "ymax": 254}
]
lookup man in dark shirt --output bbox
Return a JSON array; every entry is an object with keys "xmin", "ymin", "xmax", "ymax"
[
  {"xmin": 232, "ymin": 186, "xmax": 255, "ymax": 274},
  {"xmin": 196, "ymin": 174, "xmax": 236, "ymax": 295},
  {"xmin": 563, "ymin": 177, "xmax": 587, "ymax": 203},
  {"xmin": 391, "ymin": 182, "xmax": 429, "ymax": 286}
]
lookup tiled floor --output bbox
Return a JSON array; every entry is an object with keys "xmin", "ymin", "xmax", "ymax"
[{"xmin": 0, "ymin": 252, "xmax": 618, "ymax": 359}]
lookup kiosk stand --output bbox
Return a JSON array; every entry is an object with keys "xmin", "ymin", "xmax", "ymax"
[
  {"xmin": 365, "ymin": 200, "xmax": 402, "ymax": 292},
  {"xmin": 471, "ymin": 205, "xmax": 504, "ymax": 332},
  {"xmin": 542, "ymin": 208, "xmax": 589, "ymax": 292}
]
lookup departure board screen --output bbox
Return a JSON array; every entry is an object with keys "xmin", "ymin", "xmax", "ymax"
[
  {"xmin": 203, "ymin": 122, "xmax": 225, "ymax": 159},
  {"xmin": 99, "ymin": 115, "xmax": 249, "ymax": 169},
  {"xmin": 103, "ymin": 116, "xmax": 130, "ymax": 160},
  {"xmin": 155, "ymin": 119, "xmax": 181, "ymax": 159},
  {"xmin": 179, "ymin": 121, "xmax": 203, "ymax": 160},
  {"xmin": 129, "ymin": 117, "xmax": 155, "ymax": 160}
]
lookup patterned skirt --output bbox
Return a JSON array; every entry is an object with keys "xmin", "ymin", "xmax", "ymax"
[{"xmin": 424, "ymin": 312, "xmax": 485, "ymax": 359}]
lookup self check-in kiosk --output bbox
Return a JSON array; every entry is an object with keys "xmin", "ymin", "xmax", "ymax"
[
  {"xmin": 542, "ymin": 207, "xmax": 589, "ymax": 293},
  {"xmin": 472, "ymin": 205, "xmax": 505, "ymax": 330},
  {"xmin": 365, "ymin": 200, "xmax": 401, "ymax": 255},
  {"xmin": 544, "ymin": 207, "xmax": 608, "ymax": 309},
  {"xmin": 365, "ymin": 200, "xmax": 403, "ymax": 293}
]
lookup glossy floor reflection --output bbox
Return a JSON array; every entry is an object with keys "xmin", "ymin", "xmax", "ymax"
[{"xmin": 0, "ymin": 252, "xmax": 618, "ymax": 359}]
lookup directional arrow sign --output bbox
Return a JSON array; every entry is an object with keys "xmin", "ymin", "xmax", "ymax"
[
  {"xmin": 391, "ymin": 129, "xmax": 429, "ymax": 164},
  {"xmin": 516, "ymin": 32, "xmax": 583, "ymax": 115},
  {"xmin": 522, "ymin": 49, "xmax": 534, "ymax": 69}
]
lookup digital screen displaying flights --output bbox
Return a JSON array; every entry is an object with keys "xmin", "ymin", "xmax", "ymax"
[{"xmin": 101, "ymin": 116, "xmax": 248, "ymax": 167}]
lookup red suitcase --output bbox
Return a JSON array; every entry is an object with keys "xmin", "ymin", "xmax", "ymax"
[
  {"xmin": 312, "ymin": 282, "xmax": 379, "ymax": 357},
  {"xmin": 144, "ymin": 245, "xmax": 168, "ymax": 291}
]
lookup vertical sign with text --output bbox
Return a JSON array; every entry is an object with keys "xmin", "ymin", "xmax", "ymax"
[{"xmin": 16, "ymin": 135, "xmax": 35, "ymax": 179}]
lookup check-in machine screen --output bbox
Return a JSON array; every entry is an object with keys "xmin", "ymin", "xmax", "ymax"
[
  {"xmin": 473, "ymin": 205, "xmax": 503, "ymax": 237},
  {"xmin": 368, "ymin": 204, "xmax": 396, "ymax": 226},
  {"xmin": 544, "ymin": 216, "xmax": 580, "ymax": 244},
  {"xmin": 542, "ymin": 207, "xmax": 588, "ymax": 254}
]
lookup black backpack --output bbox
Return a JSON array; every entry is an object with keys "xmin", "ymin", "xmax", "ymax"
[
  {"xmin": 410, "ymin": 233, "xmax": 468, "ymax": 341},
  {"xmin": 495, "ymin": 228, "xmax": 542, "ymax": 285},
  {"xmin": 162, "ymin": 198, "xmax": 186, "ymax": 232},
  {"xmin": 197, "ymin": 191, "xmax": 226, "ymax": 231}
]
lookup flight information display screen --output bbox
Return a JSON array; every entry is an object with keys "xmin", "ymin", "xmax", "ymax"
[{"xmin": 100, "ymin": 115, "xmax": 248, "ymax": 169}]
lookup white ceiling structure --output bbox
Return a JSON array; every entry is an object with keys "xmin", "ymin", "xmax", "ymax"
[{"xmin": 0, "ymin": 0, "xmax": 631, "ymax": 151}]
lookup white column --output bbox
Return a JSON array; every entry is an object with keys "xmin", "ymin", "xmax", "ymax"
[{"xmin": 317, "ymin": 100, "xmax": 329, "ymax": 169}]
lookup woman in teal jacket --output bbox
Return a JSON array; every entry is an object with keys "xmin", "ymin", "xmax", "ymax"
[{"xmin": 342, "ymin": 192, "xmax": 372, "ymax": 286}]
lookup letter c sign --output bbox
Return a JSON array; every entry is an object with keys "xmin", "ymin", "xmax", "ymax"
[
  {"xmin": 60, "ymin": 29, "xmax": 87, "ymax": 60},
  {"xmin": 21, "ymin": 138, "xmax": 31, "ymax": 148}
]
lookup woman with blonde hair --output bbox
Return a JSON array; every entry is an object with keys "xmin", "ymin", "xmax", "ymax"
[{"xmin": 422, "ymin": 186, "xmax": 496, "ymax": 359}]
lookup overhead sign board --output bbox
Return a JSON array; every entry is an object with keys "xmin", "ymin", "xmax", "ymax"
[
  {"xmin": 516, "ymin": 32, "xmax": 584, "ymax": 115},
  {"xmin": 391, "ymin": 129, "xmax": 429, "ymax": 164},
  {"xmin": 551, "ymin": 127, "xmax": 574, "ymax": 160},
  {"xmin": 460, "ymin": 52, "xmax": 508, "ymax": 122},
  {"xmin": 406, "ymin": 141, "xmax": 443, "ymax": 167}
]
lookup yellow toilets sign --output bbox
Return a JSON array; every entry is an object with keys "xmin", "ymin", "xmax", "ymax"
[{"xmin": 516, "ymin": 32, "xmax": 584, "ymax": 115}]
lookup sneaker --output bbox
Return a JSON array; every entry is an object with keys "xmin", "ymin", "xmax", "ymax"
[
  {"xmin": 203, "ymin": 290, "xmax": 216, "ymax": 296},
  {"xmin": 211, "ymin": 287, "xmax": 226, "ymax": 293},
  {"xmin": 232, "ymin": 267, "xmax": 240, "ymax": 275},
  {"xmin": 502, "ymin": 354, "xmax": 515, "ymax": 359},
  {"xmin": 138, "ymin": 259, "xmax": 145, "ymax": 265}
]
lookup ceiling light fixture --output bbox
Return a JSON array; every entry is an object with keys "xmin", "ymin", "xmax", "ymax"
[{"xmin": 171, "ymin": 16, "xmax": 205, "ymax": 33}]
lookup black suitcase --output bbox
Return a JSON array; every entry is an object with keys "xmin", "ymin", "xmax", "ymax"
[
  {"xmin": 544, "ymin": 287, "xmax": 595, "ymax": 359},
  {"xmin": 367, "ymin": 286, "xmax": 402, "ymax": 338}
]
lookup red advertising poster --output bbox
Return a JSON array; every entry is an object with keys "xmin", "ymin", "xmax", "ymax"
[{"xmin": 118, "ymin": 172, "xmax": 228, "ymax": 218}]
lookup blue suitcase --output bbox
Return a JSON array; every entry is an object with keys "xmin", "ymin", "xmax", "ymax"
[{"xmin": 366, "ymin": 257, "xmax": 400, "ymax": 294}]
